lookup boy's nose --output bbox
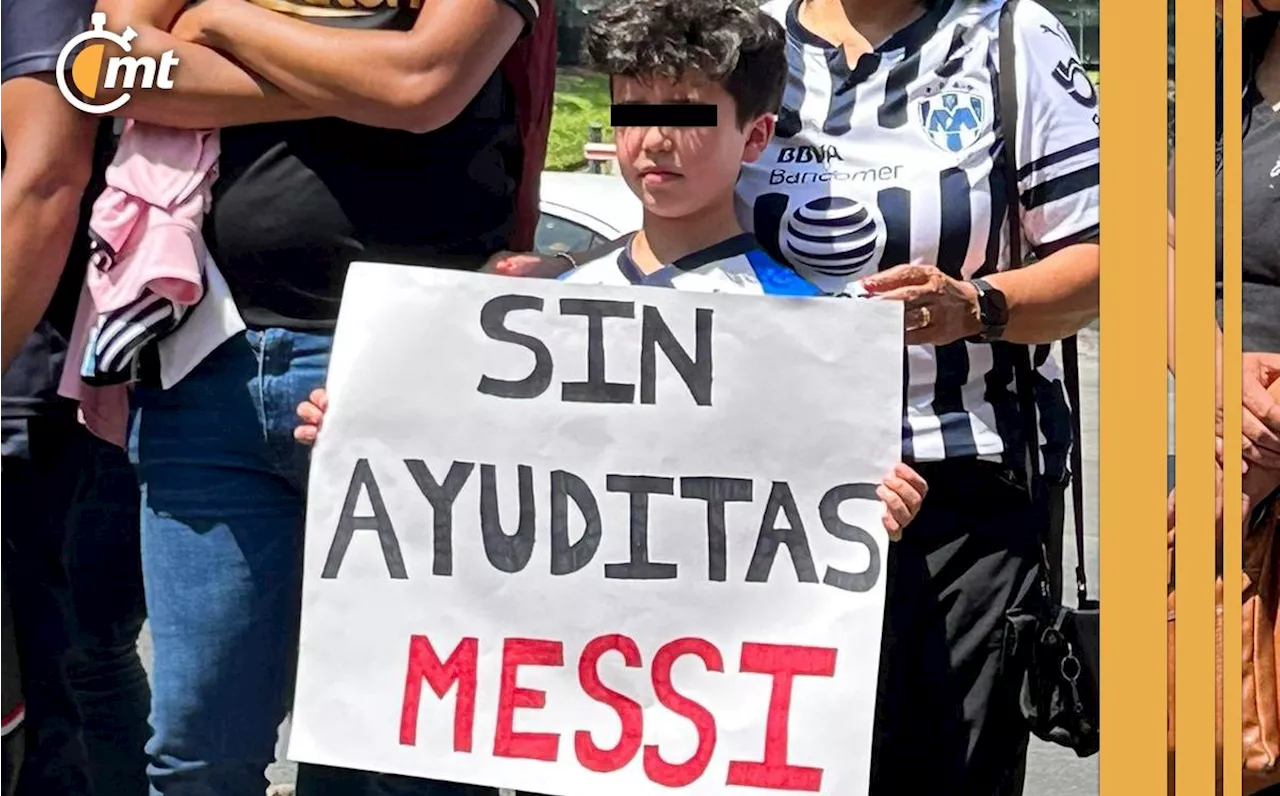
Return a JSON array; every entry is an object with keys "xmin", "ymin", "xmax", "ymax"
[{"xmin": 641, "ymin": 125, "xmax": 675, "ymax": 152}]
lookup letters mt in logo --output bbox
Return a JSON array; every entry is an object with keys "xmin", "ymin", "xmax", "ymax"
[
  {"xmin": 57, "ymin": 13, "xmax": 179, "ymax": 115},
  {"xmin": 919, "ymin": 90, "xmax": 987, "ymax": 153}
]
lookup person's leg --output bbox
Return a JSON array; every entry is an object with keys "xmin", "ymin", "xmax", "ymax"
[
  {"xmin": 935, "ymin": 525, "xmax": 1037, "ymax": 794},
  {"xmin": 62, "ymin": 425, "xmax": 150, "ymax": 795},
  {"xmin": 2, "ymin": 572, "xmax": 25, "ymax": 796},
  {"xmin": 251, "ymin": 330, "xmax": 503, "ymax": 796},
  {"xmin": 0, "ymin": 732, "xmax": 23, "ymax": 796},
  {"xmin": 3, "ymin": 417, "xmax": 94, "ymax": 796},
  {"xmin": 131, "ymin": 331, "xmax": 310, "ymax": 796},
  {"xmin": 3, "ymin": 412, "xmax": 150, "ymax": 796},
  {"xmin": 867, "ymin": 496, "xmax": 968, "ymax": 795},
  {"xmin": 868, "ymin": 462, "xmax": 1041, "ymax": 796},
  {"xmin": 928, "ymin": 466, "xmax": 1041, "ymax": 796}
]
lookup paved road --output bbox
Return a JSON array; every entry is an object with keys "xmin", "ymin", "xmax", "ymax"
[{"xmin": 137, "ymin": 324, "xmax": 1114, "ymax": 795}]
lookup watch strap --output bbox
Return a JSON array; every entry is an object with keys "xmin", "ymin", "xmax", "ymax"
[{"xmin": 970, "ymin": 278, "xmax": 1006, "ymax": 340}]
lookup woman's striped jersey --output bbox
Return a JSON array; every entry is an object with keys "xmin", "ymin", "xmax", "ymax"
[{"xmin": 737, "ymin": 0, "xmax": 1099, "ymax": 479}]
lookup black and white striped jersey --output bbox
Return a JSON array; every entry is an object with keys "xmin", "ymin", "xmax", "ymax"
[{"xmin": 736, "ymin": 0, "xmax": 1099, "ymax": 479}]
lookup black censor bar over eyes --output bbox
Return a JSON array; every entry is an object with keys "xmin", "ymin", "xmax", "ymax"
[{"xmin": 611, "ymin": 103, "xmax": 718, "ymax": 128}]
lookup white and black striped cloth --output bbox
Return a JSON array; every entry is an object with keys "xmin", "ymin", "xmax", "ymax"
[
  {"xmin": 736, "ymin": 0, "xmax": 1099, "ymax": 480},
  {"xmin": 77, "ymin": 233, "xmax": 190, "ymax": 386},
  {"xmin": 78, "ymin": 293, "xmax": 188, "ymax": 386}
]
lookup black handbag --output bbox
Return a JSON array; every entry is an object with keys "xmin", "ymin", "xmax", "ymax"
[{"xmin": 995, "ymin": 0, "xmax": 1100, "ymax": 758}]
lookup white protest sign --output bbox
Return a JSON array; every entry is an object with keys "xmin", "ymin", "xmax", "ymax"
[{"xmin": 288, "ymin": 262, "xmax": 904, "ymax": 796}]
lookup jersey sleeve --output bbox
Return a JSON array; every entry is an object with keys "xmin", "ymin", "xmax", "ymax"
[
  {"xmin": 1010, "ymin": 1, "xmax": 1100, "ymax": 257},
  {"xmin": 1, "ymin": 0, "xmax": 96, "ymax": 83},
  {"xmin": 498, "ymin": 0, "xmax": 540, "ymax": 36}
]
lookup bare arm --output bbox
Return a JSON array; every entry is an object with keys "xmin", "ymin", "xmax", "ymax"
[
  {"xmin": 980, "ymin": 241, "xmax": 1100, "ymax": 345},
  {"xmin": 179, "ymin": 0, "xmax": 527, "ymax": 133},
  {"xmin": 863, "ymin": 239, "xmax": 1099, "ymax": 347},
  {"xmin": 1, "ymin": 76, "xmax": 99, "ymax": 372},
  {"xmin": 92, "ymin": 0, "xmax": 318, "ymax": 128}
]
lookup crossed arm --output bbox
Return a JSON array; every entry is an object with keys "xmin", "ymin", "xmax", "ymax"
[
  {"xmin": 93, "ymin": 0, "xmax": 526, "ymax": 132},
  {"xmin": 3, "ymin": 0, "xmax": 527, "ymax": 367}
]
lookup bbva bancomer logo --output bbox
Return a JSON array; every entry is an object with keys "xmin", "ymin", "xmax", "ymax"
[{"xmin": 57, "ymin": 13, "xmax": 180, "ymax": 115}]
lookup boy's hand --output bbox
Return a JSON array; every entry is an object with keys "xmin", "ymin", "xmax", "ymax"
[
  {"xmin": 877, "ymin": 462, "xmax": 929, "ymax": 541},
  {"xmin": 294, "ymin": 388, "xmax": 328, "ymax": 446}
]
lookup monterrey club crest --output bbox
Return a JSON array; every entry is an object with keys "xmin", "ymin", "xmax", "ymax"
[{"xmin": 918, "ymin": 89, "xmax": 988, "ymax": 153}]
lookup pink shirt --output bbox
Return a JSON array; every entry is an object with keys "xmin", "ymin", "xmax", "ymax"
[{"xmin": 59, "ymin": 121, "xmax": 221, "ymax": 447}]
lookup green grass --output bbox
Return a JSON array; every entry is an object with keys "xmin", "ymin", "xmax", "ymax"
[{"xmin": 547, "ymin": 69, "xmax": 613, "ymax": 172}]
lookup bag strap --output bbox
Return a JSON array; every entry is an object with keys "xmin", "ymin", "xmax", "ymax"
[
  {"xmin": 996, "ymin": 0, "xmax": 1036, "ymax": 492},
  {"xmin": 997, "ymin": 0, "xmax": 1091, "ymax": 605},
  {"xmin": 1063, "ymin": 336, "xmax": 1090, "ymax": 605}
]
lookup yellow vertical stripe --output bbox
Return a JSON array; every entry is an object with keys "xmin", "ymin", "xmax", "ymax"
[
  {"xmin": 1099, "ymin": 0, "xmax": 1171, "ymax": 790},
  {"xmin": 1174, "ymin": 0, "xmax": 1220, "ymax": 791},
  {"xmin": 1221, "ymin": 8, "xmax": 1243, "ymax": 796}
]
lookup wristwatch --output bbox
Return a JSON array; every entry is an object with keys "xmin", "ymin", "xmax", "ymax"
[{"xmin": 969, "ymin": 278, "xmax": 1008, "ymax": 341}]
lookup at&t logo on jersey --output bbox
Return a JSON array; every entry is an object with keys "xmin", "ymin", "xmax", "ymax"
[
  {"xmin": 918, "ymin": 89, "xmax": 987, "ymax": 153},
  {"xmin": 782, "ymin": 196, "xmax": 886, "ymax": 279}
]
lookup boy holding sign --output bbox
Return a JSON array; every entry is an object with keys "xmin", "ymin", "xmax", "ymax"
[
  {"xmin": 296, "ymin": 0, "xmax": 927, "ymax": 538},
  {"xmin": 291, "ymin": 2, "xmax": 924, "ymax": 793}
]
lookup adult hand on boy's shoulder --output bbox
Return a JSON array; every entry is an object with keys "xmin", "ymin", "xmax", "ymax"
[{"xmin": 860, "ymin": 264, "xmax": 981, "ymax": 347}]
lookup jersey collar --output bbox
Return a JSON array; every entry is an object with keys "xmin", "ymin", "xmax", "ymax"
[
  {"xmin": 617, "ymin": 232, "xmax": 760, "ymax": 285},
  {"xmin": 785, "ymin": 0, "xmax": 955, "ymax": 57}
]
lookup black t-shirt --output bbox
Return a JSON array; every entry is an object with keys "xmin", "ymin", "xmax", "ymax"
[
  {"xmin": 1, "ymin": 0, "xmax": 115, "ymax": 420},
  {"xmin": 1170, "ymin": 103, "xmax": 1280, "ymax": 354},
  {"xmin": 206, "ymin": 0, "xmax": 538, "ymax": 330}
]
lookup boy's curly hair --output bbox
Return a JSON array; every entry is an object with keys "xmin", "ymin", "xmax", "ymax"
[{"xmin": 584, "ymin": 0, "xmax": 787, "ymax": 128}]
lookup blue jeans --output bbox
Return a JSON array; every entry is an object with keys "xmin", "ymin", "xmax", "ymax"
[
  {"xmin": 1, "ymin": 413, "xmax": 151, "ymax": 796},
  {"xmin": 130, "ymin": 329, "xmax": 508, "ymax": 796}
]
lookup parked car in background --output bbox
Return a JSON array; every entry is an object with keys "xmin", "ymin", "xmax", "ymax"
[{"xmin": 535, "ymin": 171, "xmax": 641, "ymax": 256}]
